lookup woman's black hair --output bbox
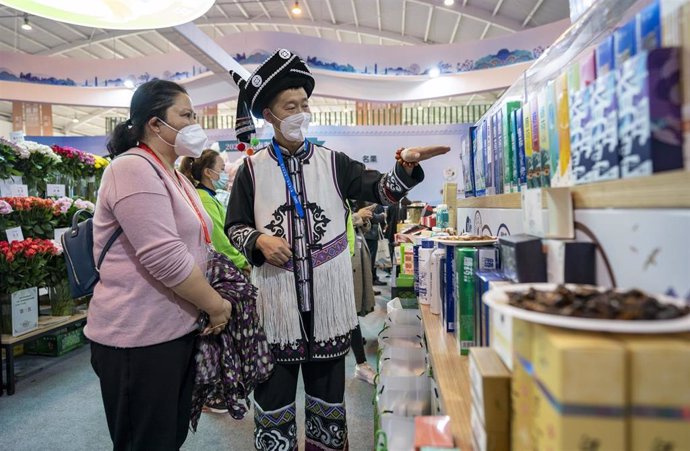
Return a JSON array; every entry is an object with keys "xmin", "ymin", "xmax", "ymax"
[{"xmin": 106, "ymin": 79, "xmax": 188, "ymax": 157}]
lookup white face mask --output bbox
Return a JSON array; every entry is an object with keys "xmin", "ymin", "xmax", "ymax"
[
  {"xmin": 270, "ymin": 111, "xmax": 311, "ymax": 142},
  {"xmin": 155, "ymin": 118, "xmax": 208, "ymax": 158}
]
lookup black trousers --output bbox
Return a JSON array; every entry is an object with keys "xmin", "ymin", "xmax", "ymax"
[
  {"xmin": 90, "ymin": 332, "xmax": 197, "ymax": 451},
  {"xmin": 350, "ymin": 324, "xmax": 366, "ymax": 365},
  {"xmin": 366, "ymin": 238, "xmax": 378, "ymax": 281},
  {"xmin": 253, "ymin": 357, "xmax": 345, "ymax": 409}
]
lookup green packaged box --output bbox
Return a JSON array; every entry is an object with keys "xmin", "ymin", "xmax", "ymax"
[
  {"xmin": 502, "ymin": 100, "xmax": 522, "ymax": 193},
  {"xmin": 24, "ymin": 324, "xmax": 86, "ymax": 357},
  {"xmin": 456, "ymin": 248, "xmax": 477, "ymax": 356}
]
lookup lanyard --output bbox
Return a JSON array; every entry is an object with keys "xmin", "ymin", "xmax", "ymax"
[
  {"xmin": 272, "ymin": 138, "xmax": 306, "ymax": 219},
  {"xmin": 137, "ymin": 143, "xmax": 212, "ymax": 244}
]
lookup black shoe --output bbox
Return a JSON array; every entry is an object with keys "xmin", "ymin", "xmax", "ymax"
[
  {"xmin": 373, "ymin": 279, "xmax": 386, "ymax": 286},
  {"xmin": 374, "ymin": 290, "xmax": 382, "ymax": 296}
]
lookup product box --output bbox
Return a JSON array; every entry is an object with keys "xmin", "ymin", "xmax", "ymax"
[
  {"xmin": 498, "ymin": 234, "xmax": 546, "ymax": 283},
  {"xmin": 529, "ymin": 96, "xmax": 542, "ymax": 188},
  {"xmin": 618, "ymin": 336, "xmax": 690, "ymax": 451},
  {"xmin": 463, "ymin": 128, "xmax": 476, "ymax": 198},
  {"xmin": 469, "ymin": 347, "xmax": 511, "ymax": 432},
  {"xmin": 660, "ymin": 0, "xmax": 690, "ymax": 169},
  {"xmin": 570, "ymin": 85, "xmax": 595, "ymax": 184},
  {"xmin": 486, "ymin": 115, "xmax": 495, "ymax": 196},
  {"xmin": 510, "ymin": 318, "xmax": 535, "ymax": 451},
  {"xmin": 532, "ymin": 326, "xmax": 627, "ymax": 451},
  {"xmin": 514, "ymin": 107, "xmax": 527, "ymax": 188},
  {"xmin": 401, "ymin": 243, "xmax": 415, "ymax": 275},
  {"xmin": 590, "ymin": 70, "xmax": 621, "ymax": 182},
  {"xmin": 455, "ymin": 247, "xmax": 498, "ymax": 354},
  {"xmin": 637, "ymin": 0, "xmax": 662, "ymax": 51},
  {"xmin": 617, "ymin": 48, "xmax": 684, "ymax": 178},
  {"xmin": 581, "ymin": 50, "xmax": 598, "ymax": 87},
  {"xmin": 490, "ymin": 306, "xmax": 512, "ymax": 371},
  {"xmin": 596, "ymin": 34, "xmax": 616, "ymax": 75},
  {"xmin": 553, "ymin": 73, "xmax": 572, "ymax": 187},
  {"xmin": 413, "ymin": 245, "xmax": 420, "ymax": 296},
  {"xmin": 615, "ymin": 18, "xmax": 638, "ymax": 67},
  {"xmin": 413, "ymin": 416, "xmax": 454, "ymax": 451},
  {"xmin": 496, "ymin": 109, "xmax": 505, "ymax": 195},
  {"xmin": 442, "ymin": 183, "xmax": 458, "ymax": 232},
  {"xmin": 444, "ymin": 245, "xmax": 456, "ymax": 333},
  {"xmin": 522, "ymin": 103, "xmax": 535, "ymax": 188},
  {"xmin": 503, "ymin": 101, "xmax": 522, "ymax": 193},
  {"xmin": 543, "ymin": 240, "xmax": 596, "ymax": 284},
  {"xmin": 471, "ymin": 400, "xmax": 510, "ymax": 451},
  {"xmin": 475, "ymin": 120, "xmax": 487, "ymax": 197},
  {"xmin": 24, "ymin": 323, "xmax": 86, "ymax": 357},
  {"xmin": 539, "ymin": 85, "xmax": 552, "ymax": 187},
  {"xmin": 567, "ymin": 60, "xmax": 581, "ymax": 94},
  {"xmin": 417, "ymin": 240, "xmax": 435, "ymax": 305},
  {"xmin": 475, "ymin": 271, "xmax": 509, "ymax": 348}
]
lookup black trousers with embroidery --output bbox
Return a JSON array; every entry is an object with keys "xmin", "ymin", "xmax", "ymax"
[{"xmin": 253, "ymin": 358, "xmax": 348, "ymax": 451}]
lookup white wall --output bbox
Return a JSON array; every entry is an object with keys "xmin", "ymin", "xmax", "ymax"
[{"xmin": 223, "ymin": 124, "xmax": 469, "ymax": 205}]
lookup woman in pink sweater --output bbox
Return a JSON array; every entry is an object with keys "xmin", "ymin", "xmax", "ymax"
[{"xmin": 87, "ymin": 80, "xmax": 232, "ymax": 450}]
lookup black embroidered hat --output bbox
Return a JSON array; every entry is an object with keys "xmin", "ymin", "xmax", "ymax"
[{"xmin": 230, "ymin": 48, "xmax": 315, "ymax": 120}]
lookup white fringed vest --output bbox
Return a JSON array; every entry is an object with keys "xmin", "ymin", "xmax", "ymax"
[{"xmin": 247, "ymin": 144, "xmax": 358, "ymax": 345}]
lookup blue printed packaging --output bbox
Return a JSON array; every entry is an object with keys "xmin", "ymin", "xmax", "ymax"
[
  {"xmin": 589, "ymin": 71, "xmax": 621, "ymax": 182},
  {"xmin": 616, "ymin": 48, "xmax": 683, "ymax": 177}
]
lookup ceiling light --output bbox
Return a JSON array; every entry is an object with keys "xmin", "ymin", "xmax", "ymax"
[
  {"xmin": 21, "ymin": 15, "xmax": 32, "ymax": 31},
  {"xmin": 72, "ymin": 116, "xmax": 79, "ymax": 123},
  {"xmin": 291, "ymin": 1, "xmax": 302, "ymax": 15},
  {"xmin": 444, "ymin": 0, "xmax": 455, "ymax": 6},
  {"xmin": 2, "ymin": 0, "xmax": 214, "ymax": 30},
  {"xmin": 123, "ymin": 79, "xmax": 135, "ymax": 89},
  {"xmin": 428, "ymin": 67, "xmax": 441, "ymax": 78}
]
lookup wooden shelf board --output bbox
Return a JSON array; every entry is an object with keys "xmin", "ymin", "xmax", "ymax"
[
  {"xmin": 420, "ymin": 304, "xmax": 474, "ymax": 451},
  {"xmin": 1, "ymin": 312, "xmax": 86, "ymax": 345},
  {"xmin": 456, "ymin": 171, "xmax": 690, "ymax": 210}
]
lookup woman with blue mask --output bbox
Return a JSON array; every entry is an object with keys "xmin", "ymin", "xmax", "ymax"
[{"xmin": 180, "ymin": 150, "xmax": 249, "ymax": 274}]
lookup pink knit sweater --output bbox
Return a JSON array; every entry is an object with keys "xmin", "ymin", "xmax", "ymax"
[{"xmin": 84, "ymin": 148, "xmax": 212, "ymax": 348}]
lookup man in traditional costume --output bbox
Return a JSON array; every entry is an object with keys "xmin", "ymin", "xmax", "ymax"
[{"xmin": 226, "ymin": 49, "xmax": 448, "ymax": 451}]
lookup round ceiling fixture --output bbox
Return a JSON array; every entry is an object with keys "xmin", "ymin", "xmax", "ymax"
[{"xmin": 0, "ymin": 0, "xmax": 215, "ymax": 30}]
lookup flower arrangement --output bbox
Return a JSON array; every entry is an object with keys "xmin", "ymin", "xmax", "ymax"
[
  {"xmin": 0, "ymin": 238, "xmax": 59, "ymax": 293},
  {"xmin": 53, "ymin": 196, "xmax": 95, "ymax": 228},
  {"xmin": 0, "ymin": 196, "xmax": 60, "ymax": 239},
  {"xmin": 13, "ymin": 140, "xmax": 61, "ymax": 195},
  {"xmin": 51, "ymin": 144, "xmax": 95, "ymax": 179},
  {"xmin": 0, "ymin": 138, "xmax": 22, "ymax": 181}
]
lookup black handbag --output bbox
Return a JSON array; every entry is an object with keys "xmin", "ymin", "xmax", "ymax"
[{"xmin": 61, "ymin": 209, "xmax": 122, "ymax": 299}]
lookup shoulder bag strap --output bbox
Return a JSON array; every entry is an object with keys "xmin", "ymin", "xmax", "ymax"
[{"xmin": 95, "ymin": 152, "xmax": 162, "ymax": 269}]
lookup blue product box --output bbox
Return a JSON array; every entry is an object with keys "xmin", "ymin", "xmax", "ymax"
[
  {"xmin": 496, "ymin": 110, "xmax": 505, "ymax": 194},
  {"xmin": 475, "ymin": 120, "xmax": 487, "ymax": 196},
  {"xmin": 589, "ymin": 71, "xmax": 621, "ymax": 182},
  {"xmin": 570, "ymin": 85, "xmax": 595, "ymax": 184},
  {"xmin": 614, "ymin": 18, "xmax": 638, "ymax": 67},
  {"xmin": 444, "ymin": 245, "xmax": 456, "ymax": 333},
  {"xmin": 514, "ymin": 108, "xmax": 527, "ymax": 187},
  {"xmin": 616, "ymin": 48, "xmax": 683, "ymax": 177},
  {"xmin": 596, "ymin": 35, "xmax": 615, "ymax": 75},
  {"xmin": 475, "ymin": 270, "xmax": 509, "ymax": 347},
  {"xmin": 413, "ymin": 244, "xmax": 420, "ymax": 296},
  {"xmin": 463, "ymin": 126, "xmax": 477, "ymax": 197},
  {"xmin": 637, "ymin": 0, "xmax": 661, "ymax": 51},
  {"xmin": 492, "ymin": 112, "xmax": 503, "ymax": 195},
  {"xmin": 486, "ymin": 114, "xmax": 495, "ymax": 195}
]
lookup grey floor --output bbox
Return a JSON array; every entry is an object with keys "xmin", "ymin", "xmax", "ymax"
[{"xmin": 0, "ymin": 283, "xmax": 391, "ymax": 451}]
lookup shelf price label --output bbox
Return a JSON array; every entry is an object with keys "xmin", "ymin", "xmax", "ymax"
[
  {"xmin": 46, "ymin": 184, "xmax": 66, "ymax": 198},
  {"xmin": 10, "ymin": 184, "xmax": 29, "ymax": 197},
  {"xmin": 5, "ymin": 226, "xmax": 24, "ymax": 243}
]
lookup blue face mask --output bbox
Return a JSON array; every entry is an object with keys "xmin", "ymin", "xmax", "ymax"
[{"xmin": 210, "ymin": 169, "xmax": 229, "ymax": 191}]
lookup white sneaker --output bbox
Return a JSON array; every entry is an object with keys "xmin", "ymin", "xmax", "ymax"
[
  {"xmin": 202, "ymin": 405, "xmax": 228, "ymax": 414},
  {"xmin": 354, "ymin": 363, "xmax": 376, "ymax": 385}
]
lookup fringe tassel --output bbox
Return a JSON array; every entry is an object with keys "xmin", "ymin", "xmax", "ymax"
[
  {"xmin": 312, "ymin": 251, "xmax": 359, "ymax": 342},
  {"xmin": 252, "ymin": 264, "xmax": 302, "ymax": 345}
]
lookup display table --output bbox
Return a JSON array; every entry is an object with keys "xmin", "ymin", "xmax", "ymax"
[
  {"xmin": 420, "ymin": 304, "xmax": 474, "ymax": 450},
  {"xmin": 1, "ymin": 312, "xmax": 87, "ymax": 395}
]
